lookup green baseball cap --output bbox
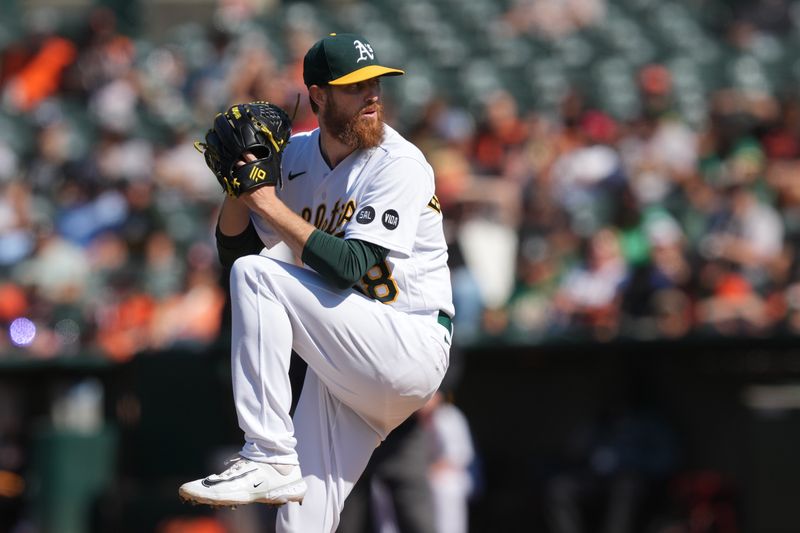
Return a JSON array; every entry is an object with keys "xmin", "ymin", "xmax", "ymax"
[{"xmin": 303, "ymin": 33, "xmax": 404, "ymax": 87}]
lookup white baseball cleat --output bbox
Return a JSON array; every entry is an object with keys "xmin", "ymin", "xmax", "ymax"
[{"xmin": 179, "ymin": 456, "xmax": 307, "ymax": 507}]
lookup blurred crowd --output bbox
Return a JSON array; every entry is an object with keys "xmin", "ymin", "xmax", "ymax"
[
  {"xmin": 438, "ymin": 77, "xmax": 800, "ymax": 346},
  {"xmin": 0, "ymin": 4, "xmax": 321, "ymax": 361},
  {"xmin": 2, "ymin": 0, "xmax": 800, "ymax": 364},
  {"xmin": 411, "ymin": 0, "xmax": 800, "ymax": 347}
]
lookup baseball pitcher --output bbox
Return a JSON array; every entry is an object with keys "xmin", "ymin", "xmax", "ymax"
[{"xmin": 180, "ymin": 33, "xmax": 454, "ymax": 533}]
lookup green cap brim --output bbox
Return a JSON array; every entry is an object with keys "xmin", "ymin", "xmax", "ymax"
[{"xmin": 328, "ymin": 65, "xmax": 405, "ymax": 85}]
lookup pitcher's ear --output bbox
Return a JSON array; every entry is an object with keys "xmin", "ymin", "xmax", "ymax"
[{"xmin": 309, "ymin": 84, "xmax": 327, "ymax": 109}]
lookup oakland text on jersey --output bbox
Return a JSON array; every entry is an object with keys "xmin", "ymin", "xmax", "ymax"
[{"xmin": 300, "ymin": 199, "xmax": 356, "ymax": 236}]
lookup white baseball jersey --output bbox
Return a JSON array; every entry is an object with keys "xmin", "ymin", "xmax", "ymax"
[{"xmin": 251, "ymin": 124, "xmax": 454, "ymax": 318}]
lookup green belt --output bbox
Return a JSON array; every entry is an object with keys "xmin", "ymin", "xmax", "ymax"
[{"xmin": 437, "ymin": 310, "xmax": 452, "ymax": 334}]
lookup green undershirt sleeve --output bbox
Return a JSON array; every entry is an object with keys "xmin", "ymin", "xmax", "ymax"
[
  {"xmin": 215, "ymin": 220, "xmax": 265, "ymax": 270},
  {"xmin": 301, "ymin": 229, "xmax": 389, "ymax": 290}
]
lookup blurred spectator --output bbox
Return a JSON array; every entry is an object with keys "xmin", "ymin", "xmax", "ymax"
[
  {"xmin": 25, "ymin": 112, "xmax": 77, "ymax": 193},
  {"xmin": 428, "ymin": 147, "xmax": 473, "ymax": 214},
  {"xmin": 505, "ymin": 231, "xmax": 568, "ymax": 341},
  {"xmin": 153, "ymin": 128, "xmax": 223, "ymax": 201},
  {"xmin": 699, "ymin": 182, "xmax": 785, "ymax": 293},
  {"xmin": 56, "ymin": 184, "xmax": 129, "ymax": 247},
  {"xmin": 408, "ymin": 97, "xmax": 476, "ymax": 158},
  {"xmin": 227, "ymin": 33, "xmax": 286, "ymax": 105},
  {"xmin": 552, "ymin": 228, "xmax": 629, "ymax": 341},
  {"xmin": 149, "ymin": 243, "xmax": 225, "ymax": 350},
  {"xmin": 67, "ymin": 7, "xmax": 135, "ymax": 95},
  {"xmin": 337, "ymin": 414, "xmax": 437, "ymax": 533},
  {"xmin": 419, "ymin": 390, "xmax": 476, "ymax": 533},
  {"xmin": 549, "ymin": 110, "xmax": 625, "ymax": 236},
  {"xmin": 94, "ymin": 276, "xmax": 156, "ymax": 362},
  {"xmin": 11, "ymin": 224, "xmax": 90, "ymax": 308},
  {"xmin": 118, "ymin": 181, "xmax": 164, "ymax": 258},
  {"xmin": 93, "ymin": 129, "xmax": 155, "ymax": 183},
  {"xmin": 621, "ymin": 213, "xmax": 693, "ymax": 340},
  {"xmin": 470, "ymin": 89, "xmax": 530, "ymax": 178},
  {"xmin": 85, "ymin": 231, "xmax": 131, "ymax": 298},
  {"xmin": 0, "ymin": 181, "xmax": 35, "ymax": 267},
  {"xmin": 619, "ymin": 67, "xmax": 698, "ymax": 208},
  {"xmin": 760, "ymin": 95, "xmax": 800, "ymax": 160},
  {"xmin": 513, "ymin": 160, "xmax": 580, "ymax": 345},
  {"xmin": 1, "ymin": 16, "xmax": 77, "ymax": 111},
  {"xmin": 142, "ymin": 231, "xmax": 186, "ymax": 298},
  {"xmin": 694, "ymin": 261, "xmax": 774, "ymax": 336},
  {"xmin": 0, "ymin": 140, "xmax": 20, "ymax": 182},
  {"xmin": 458, "ymin": 216, "xmax": 519, "ymax": 336}
]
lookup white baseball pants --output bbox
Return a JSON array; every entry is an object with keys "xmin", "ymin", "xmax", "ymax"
[{"xmin": 229, "ymin": 254, "xmax": 450, "ymax": 533}]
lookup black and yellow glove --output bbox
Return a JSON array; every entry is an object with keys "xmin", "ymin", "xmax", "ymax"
[{"xmin": 195, "ymin": 101, "xmax": 292, "ymax": 196}]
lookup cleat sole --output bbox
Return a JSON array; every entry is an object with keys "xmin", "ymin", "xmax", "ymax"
[{"xmin": 178, "ymin": 481, "xmax": 306, "ymax": 508}]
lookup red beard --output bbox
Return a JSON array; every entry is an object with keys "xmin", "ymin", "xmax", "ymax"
[{"xmin": 322, "ymin": 97, "xmax": 385, "ymax": 149}]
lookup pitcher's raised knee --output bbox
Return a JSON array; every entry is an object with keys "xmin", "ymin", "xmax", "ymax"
[{"xmin": 230, "ymin": 254, "xmax": 282, "ymax": 290}]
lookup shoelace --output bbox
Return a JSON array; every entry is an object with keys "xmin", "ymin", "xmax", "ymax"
[{"xmin": 215, "ymin": 455, "xmax": 253, "ymax": 479}]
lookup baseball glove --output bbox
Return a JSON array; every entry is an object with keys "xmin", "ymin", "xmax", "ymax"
[{"xmin": 195, "ymin": 101, "xmax": 292, "ymax": 197}]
